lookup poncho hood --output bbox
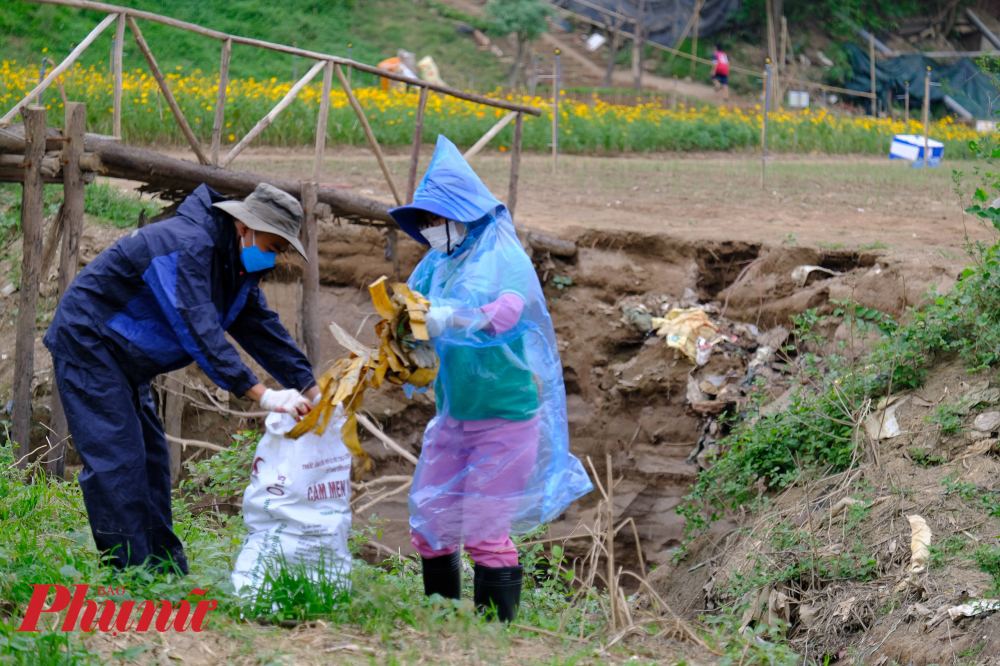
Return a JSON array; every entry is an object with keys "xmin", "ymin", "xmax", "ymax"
[{"xmin": 389, "ymin": 135, "xmax": 505, "ymax": 245}]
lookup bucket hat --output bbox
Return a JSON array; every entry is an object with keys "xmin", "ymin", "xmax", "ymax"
[{"xmin": 214, "ymin": 183, "xmax": 307, "ymax": 259}]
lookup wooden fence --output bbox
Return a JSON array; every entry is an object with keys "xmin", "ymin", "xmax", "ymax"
[{"xmin": 0, "ymin": 0, "xmax": 542, "ymax": 479}]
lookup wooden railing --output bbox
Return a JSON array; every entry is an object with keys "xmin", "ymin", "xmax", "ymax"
[
  {"xmin": 3, "ymin": 0, "xmax": 543, "ymax": 217},
  {"xmin": 1, "ymin": 0, "xmax": 544, "ymax": 475}
]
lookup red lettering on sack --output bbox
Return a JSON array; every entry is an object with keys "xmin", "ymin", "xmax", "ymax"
[{"xmin": 252, "ymin": 457, "xmax": 264, "ymax": 476}]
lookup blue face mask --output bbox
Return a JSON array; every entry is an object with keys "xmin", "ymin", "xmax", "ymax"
[{"xmin": 240, "ymin": 230, "xmax": 276, "ymax": 272}]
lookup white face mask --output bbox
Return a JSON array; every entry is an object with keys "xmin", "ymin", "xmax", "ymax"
[{"xmin": 421, "ymin": 221, "xmax": 467, "ymax": 255}]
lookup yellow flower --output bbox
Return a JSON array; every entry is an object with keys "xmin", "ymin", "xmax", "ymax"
[{"xmin": 229, "ymin": 133, "xmax": 235, "ymax": 141}]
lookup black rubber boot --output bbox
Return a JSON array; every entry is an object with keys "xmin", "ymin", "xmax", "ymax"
[
  {"xmin": 473, "ymin": 564, "xmax": 523, "ymax": 622},
  {"xmin": 421, "ymin": 552, "xmax": 462, "ymax": 600}
]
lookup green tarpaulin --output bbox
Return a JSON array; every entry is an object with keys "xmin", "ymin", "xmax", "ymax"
[{"xmin": 843, "ymin": 42, "xmax": 998, "ymax": 119}]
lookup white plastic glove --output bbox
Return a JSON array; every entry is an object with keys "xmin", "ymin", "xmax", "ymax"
[
  {"xmin": 310, "ymin": 392, "xmax": 322, "ymax": 407},
  {"xmin": 425, "ymin": 305, "xmax": 455, "ymax": 338},
  {"xmin": 259, "ymin": 388, "xmax": 311, "ymax": 419}
]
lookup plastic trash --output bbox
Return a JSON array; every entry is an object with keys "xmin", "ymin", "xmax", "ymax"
[
  {"xmin": 864, "ymin": 395, "xmax": 909, "ymax": 440},
  {"xmin": 652, "ymin": 308, "xmax": 719, "ymax": 364},
  {"xmin": 417, "ymin": 56, "xmax": 446, "ymax": 86},
  {"xmin": 907, "ymin": 515, "xmax": 932, "ymax": 574},
  {"xmin": 231, "ymin": 409, "xmax": 352, "ymax": 596}
]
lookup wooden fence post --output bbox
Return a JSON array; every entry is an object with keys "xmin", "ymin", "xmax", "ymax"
[
  {"xmin": 210, "ymin": 38, "xmax": 232, "ymax": 166},
  {"xmin": 313, "ymin": 62, "xmax": 333, "ymax": 182},
  {"xmin": 13, "ymin": 106, "xmax": 46, "ymax": 469},
  {"xmin": 923, "ymin": 67, "xmax": 930, "ymax": 168},
  {"xmin": 870, "ymin": 32, "xmax": 876, "ymax": 117},
  {"xmin": 507, "ymin": 112, "xmax": 523, "ymax": 220},
  {"xmin": 904, "ymin": 81, "xmax": 910, "ymax": 125},
  {"xmin": 300, "ymin": 181, "xmax": 321, "ymax": 370},
  {"xmin": 406, "ymin": 86, "xmax": 429, "ymax": 204},
  {"xmin": 552, "ymin": 49, "xmax": 560, "ymax": 175},
  {"xmin": 46, "ymin": 101, "xmax": 86, "ymax": 479},
  {"xmin": 112, "ymin": 12, "xmax": 125, "ymax": 139},
  {"xmin": 163, "ymin": 372, "xmax": 185, "ymax": 487}
]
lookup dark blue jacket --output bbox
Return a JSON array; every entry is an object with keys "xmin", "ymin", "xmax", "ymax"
[{"xmin": 43, "ymin": 184, "xmax": 315, "ymax": 396}]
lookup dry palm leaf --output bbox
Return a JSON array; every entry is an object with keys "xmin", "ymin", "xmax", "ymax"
[{"xmin": 287, "ymin": 276, "xmax": 439, "ymax": 477}]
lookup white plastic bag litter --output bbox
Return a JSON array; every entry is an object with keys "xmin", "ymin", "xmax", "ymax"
[{"xmin": 231, "ymin": 408, "xmax": 352, "ymax": 596}]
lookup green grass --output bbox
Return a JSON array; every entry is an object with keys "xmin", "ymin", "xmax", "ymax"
[
  {"xmin": 0, "ymin": 181, "xmax": 160, "ymax": 240},
  {"xmin": 0, "ymin": 0, "xmax": 511, "ymax": 91},
  {"xmin": 83, "ymin": 181, "xmax": 161, "ymax": 228}
]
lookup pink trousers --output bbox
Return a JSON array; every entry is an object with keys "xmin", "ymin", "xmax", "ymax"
[{"xmin": 410, "ymin": 415, "xmax": 540, "ymax": 568}]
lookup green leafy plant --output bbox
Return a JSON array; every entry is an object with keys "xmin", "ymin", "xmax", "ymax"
[
  {"xmin": 972, "ymin": 545, "xmax": 1000, "ymax": 594},
  {"xmin": 550, "ymin": 274, "xmax": 573, "ymax": 290},
  {"xmin": 182, "ymin": 429, "xmax": 261, "ymax": 498},
  {"xmin": 909, "ymin": 447, "xmax": 946, "ymax": 467},
  {"xmin": 925, "ymin": 402, "xmax": 964, "ymax": 434},
  {"xmin": 928, "ymin": 535, "xmax": 966, "ymax": 569}
]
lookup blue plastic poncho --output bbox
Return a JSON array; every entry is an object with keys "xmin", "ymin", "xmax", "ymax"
[{"xmin": 389, "ymin": 136, "xmax": 593, "ymax": 550}]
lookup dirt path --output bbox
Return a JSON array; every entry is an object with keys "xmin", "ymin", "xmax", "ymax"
[{"xmin": 196, "ymin": 146, "xmax": 985, "ymax": 257}]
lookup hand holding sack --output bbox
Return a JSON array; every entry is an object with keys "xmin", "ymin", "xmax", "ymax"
[{"xmin": 259, "ymin": 388, "xmax": 311, "ymax": 419}]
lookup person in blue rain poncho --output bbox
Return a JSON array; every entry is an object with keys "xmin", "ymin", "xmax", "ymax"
[{"xmin": 389, "ymin": 136, "xmax": 593, "ymax": 621}]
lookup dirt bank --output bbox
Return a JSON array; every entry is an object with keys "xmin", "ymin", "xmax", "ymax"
[{"xmin": 5, "ymin": 215, "xmax": 967, "ymax": 561}]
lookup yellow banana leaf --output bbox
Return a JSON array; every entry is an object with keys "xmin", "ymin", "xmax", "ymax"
[
  {"xmin": 341, "ymin": 412, "xmax": 370, "ymax": 475},
  {"xmin": 368, "ymin": 276, "xmax": 397, "ymax": 319},
  {"xmin": 408, "ymin": 366, "xmax": 438, "ymax": 388},
  {"xmin": 382, "ymin": 338, "xmax": 404, "ymax": 373},
  {"xmin": 331, "ymin": 356, "xmax": 367, "ymax": 406},
  {"xmin": 371, "ymin": 357, "xmax": 389, "ymax": 388},
  {"xmin": 410, "ymin": 320, "xmax": 430, "ymax": 341}
]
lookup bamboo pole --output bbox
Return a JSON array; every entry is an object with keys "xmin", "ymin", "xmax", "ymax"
[
  {"xmin": 210, "ymin": 38, "xmax": 232, "ymax": 166},
  {"xmin": 552, "ymin": 49, "xmax": 560, "ymax": 175},
  {"xmin": 690, "ymin": 0, "xmax": 699, "ymax": 77},
  {"xmin": 1, "ymin": 13, "xmax": 116, "ymax": 126},
  {"xmin": 464, "ymin": 111, "xmax": 516, "ymax": 160},
  {"xmin": 779, "ymin": 15, "xmax": 786, "ymax": 80},
  {"xmin": 766, "ymin": 2, "xmax": 778, "ymax": 104},
  {"xmin": 923, "ymin": 67, "xmax": 930, "ymax": 168},
  {"xmin": 221, "ymin": 60, "xmax": 324, "ymax": 168},
  {"xmin": 507, "ymin": 112, "xmax": 523, "ymax": 219},
  {"xmin": 334, "ymin": 63, "xmax": 403, "ymax": 206},
  {"xmin": 164, "ymin": 372, "xmax": 184, "ymax": 487},
  {"xmin": 605, "ymin": 453, "xmax": 619, "ymax": 631},
  {"xmin": 46, "ymin": 102, "xmax": 87, "ymax": 479},
  {"xmin": 904, "ymin": 82, "xmax": 909, "ymax": 125},
  {"xmin": 12, "ymin": 106, "xmax": 46, "ymax": 468},
  {"xmin": 870, "ymin": 32, "xmax": 876, "ymax": 116},
  {"xmin": 406, "ymin": 86, "xmax": 429, "ymax": 204},
  {"xmin": 300, "ymin": 181, "xmax": 321, "ymax": 370},
  {"xmin": 126, "ymin": 17, "xmax": 210, "ymax": 165},
  {"xmin": 634, "ymin": 0, "xmax": 647, "ymax": 90},
  {"xmin": 761, "ymin": 62, "xmax": 771, "ymax": 189},
  {"xmin": 312, "ymin": 61, "xmax": 333, "ymax": 181},
  {"xmin": 112, "ymin": 13, "xmax": 125, "ymax": 139}
]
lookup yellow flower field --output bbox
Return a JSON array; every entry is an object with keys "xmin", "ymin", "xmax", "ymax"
[{"xmin": 0, "ymin": 61, "xmax": 987, "ymax": 157}]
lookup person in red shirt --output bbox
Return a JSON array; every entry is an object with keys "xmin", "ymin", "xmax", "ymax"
[{"xmin": 710, "ymin": 43, "xmax": 730, "ymax": 102}]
